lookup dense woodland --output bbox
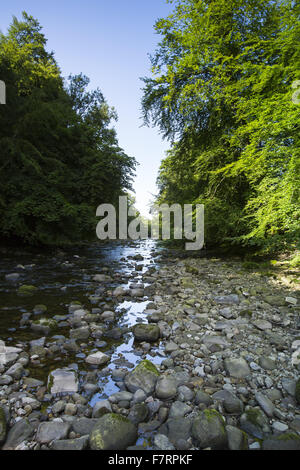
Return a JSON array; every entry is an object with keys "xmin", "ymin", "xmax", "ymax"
[
  {"xmin": 0, "ymin": 13, "xmax": 136, "ymax": 246},
  {"xmin": 143, "ymin": 0, "xmax": 300, "ymax": 254},
  {"xmin": 0, "ymin": 1, "xmax": 299, "ymax": 255}
]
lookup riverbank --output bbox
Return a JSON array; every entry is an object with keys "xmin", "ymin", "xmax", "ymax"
[{"xmin": 0, "ymin": 241, "xmax": 300, "ymax": 450}]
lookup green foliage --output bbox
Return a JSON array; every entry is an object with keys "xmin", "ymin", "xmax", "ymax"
[
  {"xmin": 0, "ymin": 12, "xmax": 136, "ymax": 246},
  {"xmin": 142, "ymin": 0, "xmax": 300, "ymax": 253}
]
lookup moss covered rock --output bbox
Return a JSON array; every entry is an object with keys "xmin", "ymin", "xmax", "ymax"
[
  {"xmin": 192, "ymin": 409, "xmax": 227, "ymax": 449},
  {"xmin": 124, "ymin": 360, "xmax": 160, "ymax": 395},
  {"xmin": 17, "ymin": 285, "xmax": 38, "ymax": 296},
  {"xmin": 89, "ymin": 413, "xmax": 137, "ymax": 450},
  {"xmin": 132, "ymin": 324, "xmax": 160, "ymax": 342}
]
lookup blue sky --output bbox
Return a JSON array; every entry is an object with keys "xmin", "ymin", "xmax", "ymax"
[{"xmin": 0, "ymin": 0, "xmax": 173, "ymax": 216}]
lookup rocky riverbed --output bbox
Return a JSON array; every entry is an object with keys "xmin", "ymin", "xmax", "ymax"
[{"xmin": 0, "ymin": 241, "xmax": 300, "ymax": 450}]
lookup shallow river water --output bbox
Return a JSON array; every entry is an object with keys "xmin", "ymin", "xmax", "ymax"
[{"xmin": 0, "ymin": 240, "xmax": 167, "ymax": 420}]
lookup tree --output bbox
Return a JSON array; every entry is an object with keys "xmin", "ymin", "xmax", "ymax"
[
  {"xmin": 0, "ymin": 12, "xmax": 136, "ymax": 246},
  {"xmin": 142, "ymin": 0, "xmax": 300, "ymax": 252}
]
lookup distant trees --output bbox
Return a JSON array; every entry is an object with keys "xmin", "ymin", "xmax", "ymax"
[
  {"xmin": 142, "ymin": 0, "xmax": 300, "ymax": 253},
  {"xmin": 0, "ymin": 12, "xmax": 136, "ymax": 246}
]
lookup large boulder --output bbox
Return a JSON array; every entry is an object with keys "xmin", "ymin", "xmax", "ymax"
[
  {"xmin": 89, "ymin": 414, "xmax": 137, "ymax": 450},
  {"xmin": 192, "ymin": 409, "xmax": 227, "ymax": 449},
  {"xmin": 125, "ymin": 360, "xmax": 160, "ymax": 395},
  {"xmin": 132, "ymin": 324, "xmax": 160, "ymax": 342}
]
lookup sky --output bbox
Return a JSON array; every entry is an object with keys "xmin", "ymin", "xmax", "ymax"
[{"xmin": 0, "ymin": 0, "xmax": 173, "ymax": 217}]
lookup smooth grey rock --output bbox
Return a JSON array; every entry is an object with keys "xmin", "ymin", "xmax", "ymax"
[
  {"xmin": 212, "ymin": 390, "xmax": 244, "ymax": 414},
  {"xmin": 85, "ymin": 352, "xmax": 110, "ymax": 366},
  {"xmin": 127, "ymin": 403, "xmax": 149, "ymax": 424},
  {"xmin": 194, "ymin": 390, "xmax": 213, "ymax": 407},
  {"xmin": 169, "ymin": 401, "xmax": 192, "ymax": 419},
  {"xmin": 224, "ymin": 357, "xmax": 250, "ymax": 378},
  {"xmin": 109, "ymin": 391, "xmax": 133, "ymax": 403},
  {"xmin": 92, "ymin": 400, "xmax": 112, "ymax": 418},
  {"xmin": 51, "ymin": 435, "xmax": 89, "ymax": 450},
  {"xmin": 2, "ymin": 419, "xmax": 34, "ymax": 450},
  {"xmin": 214, "ymin": 295, "xmax": 240, "ymax": 305},
  {"xmin": 48, "ymin": 369, "xmax": 78, "ymax": 395},
  {"xmin": 178, "ymin": 385, "xmax": 194, "ymax": 402},
  {"xmin": 255, "ymin": 392, "xmax": 275, "ymax": 417},
  {"xmin": 165, "ymin": 417, "xmax": 192, "ymax": 443},
  {"xmin": 36, "ymin": 421, "xmax": 71, "ymax": 444},
  {"xmin": 155, "ymin": 376, "xmax": 177, "ymax": 400},
  {"xmin": 258, "ymin": 356, "xmax": 276, "ymax": 370},
  {"xmin": 226, "ymin": 425, "xmax": 248, "ymax": 450},
  {"xmin": 262, "ymin": 434, "xmax": 300, "ymax": 450},
  {"xmin": 154, "ymin": 434, "xmax": 175, "ymax": 450},
  {"xmin": 72, "ymin": 417, "xmax": 98, "ymax": 436}
]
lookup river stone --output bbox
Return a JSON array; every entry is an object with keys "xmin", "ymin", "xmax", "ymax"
[
  {"xmin": 51, "ymin": 435, "xmax": 89, "ymax": 450},
  {"xmin": 125, "ymin": 360, "xmax": 160, "ymax": 395},
  {"xmin": 5, "ymin": 273, "xmax": 20, "ymax": 282},
  {"xmin": 48, "ymin": 369, "xmax": 78, "ymax": 394},
  {"xmin": 212, "ymin": 390, "xmax": 244, "ymax": 414},
  {"xmin": 17, "ymin": 285, "xmax": 38, "ymax": 296},
  {"xmin": 36, "ymin": 421, "xmax": 71, "ymax": 444},
  {"xmin": 85, "ymin": 352, "xmax": 110, "ymax": 366},
  {"xmin": 192, "ymin": 410, "xmax": 227, "ymax": 449},
  {"xmin": 226, "ymin": 425, "xmax": 248, "ymax": 450},
  {"xmin": 0, "ymin": 405, "xmax": 6, "ymax": 444},
  {"xmin": 89, "ymin": 413, "xmax": 137, "ymax": 450},
  {"xmin": 240, "ymin": 407, "xmax": 270, "ymax": 439},
  {"xmin": 224, "ymin": 357, "xmax": 250, "ymax": 378},
  {"xmin": 262, "ymin": 434, "xmax": 300, "ymax": 450},
  {"xmin": 127, "ymin": 403, "xmax": 149, "ymax": 424},
  {"xmin": 132, "ymin": 324, "xmax": 160, "ymax": 342},
  {"xmin": 2, "ymin": 418, "xmax": 34, "ymax": 450},
  {"xmin": 154, "ymin": 434, "xmax": 175, "ymax": 450},
  {"xmin": 109, "ymin": 391, "xmax": 133, "ymax": 403},
  {"xmin": 0, "ymin": 345, "xmax": 22, "ymax": 366},
  {"xmin": 69, "ymin": 327, "xmax": 90, "ymax": 340},
  {"xmin": 155, "ymin": 376, "xmax": 177, "ymax": 400},
  {"xmin": 5, "ymin": 362, "xmax": 24, "ymax": 380},
  {"xmin": 164, "ymin": 417, "xmax": 192, "ymax": 443},
  {"xmin": 92, "ymin": 400, "xmax": 112, "ymax": 418},
  {"xmin": 164, "ymin": 341, "xmax": 179, "ymax": 353},
  {"xmin": 258, "ymin": 356, "xmax": 276, "ymax": 370},
  {"xmin": 255, "ymin": 392, "xmax": 275, "ymax": 417},
  {"xmin": 214, "ymin": 294, "xmax": 240, "ymax": 305},
  {"xmin": 194, "ymin": 390, "xmax": 213, "ymax": 407},
  {"xmin": 169, "ymin": 401, "xmax": 192, "ymax": 419},
  {"xmin": 72, "ymin": 417, "xmax": 98, "ymax": 436},
  {"xmin": 113, "ymin": 287, "xmax": 128, "ymax": 297},
  {"xmin": 253, "ymin": 320, "xmax": 272, "ymax": 331}
]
